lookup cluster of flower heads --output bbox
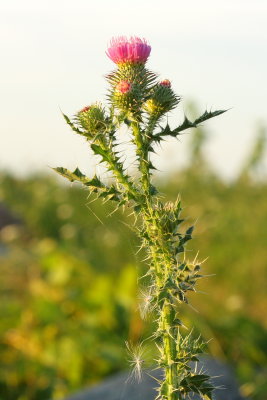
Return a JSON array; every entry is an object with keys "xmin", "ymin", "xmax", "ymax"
[{"xmin": 77, "ymin": 36, "xmax": 179, "ymax": 129}]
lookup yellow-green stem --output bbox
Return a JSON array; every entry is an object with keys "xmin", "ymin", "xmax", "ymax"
[{"xmin": 132, "ymin": 122, "xmax": 151, "ymax": 200}]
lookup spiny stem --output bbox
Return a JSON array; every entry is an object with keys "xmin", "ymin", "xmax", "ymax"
[
  {"xmin": 146, "ymin": 216, "xmax": 182, "ymax": 398},
  {"xmin": 132, "ymin": 121, "xmax": 152, "ymax": 200}
]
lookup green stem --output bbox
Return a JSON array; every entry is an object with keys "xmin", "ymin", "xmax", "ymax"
[
  {"xmin": 149, "ymin": 230, "xmax": 181, "ymax": 399},
  {"xmin": 146, "ymin": 116, "xmax": 159, "ymax": 144},
  {"xmin": 162, "ymin": 303, "xmax": 179, "ymax": 400},
  {"xmin": 132, "ymin": 121, "xmax": 151, "ymax": 200}
]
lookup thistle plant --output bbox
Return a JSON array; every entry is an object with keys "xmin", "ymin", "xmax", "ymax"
[{"xmin": 54, "ymin": 36, "xmax": 226, "ymax": 400}]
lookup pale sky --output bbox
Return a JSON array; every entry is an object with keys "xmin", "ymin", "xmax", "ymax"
[{"xmin": 1, "ymin": 0, "xmax": 267, "ymax": 179}]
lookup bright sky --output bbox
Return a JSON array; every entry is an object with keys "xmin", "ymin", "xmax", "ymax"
[{"xmin": 1, "ymin": 0, "xmax": 267, "ymax": 179}]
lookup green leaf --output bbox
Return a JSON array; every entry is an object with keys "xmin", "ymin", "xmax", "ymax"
[
  {"xmin": 194, "ymin": 109, "xmax": 227, "ymax": 125},
  {"xmin": 186, "ymin": 225, "xmax": 194, "ymax": 236},
  {"xmin": 153, "ymin": 109, "xmax": 227, "ymax": 142},
  {"xmin": 53, "ymin": 167, "xmax": 87, "ymax": 183},
  {"xmin": 53, "ymin": 167, "xmax": 121, "ymax": 202},
  {"xmin": 189, "ymin": 374, "xmax": 211, "ymax": 384},
  {"xmin": 53, "ymin": 166, "xmax": 102, "ymax": 188}
]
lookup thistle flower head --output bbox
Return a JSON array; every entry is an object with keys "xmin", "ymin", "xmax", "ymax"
[{"xmin": 106, "ymin": 36, "xmax": 151, "ymax": 65}]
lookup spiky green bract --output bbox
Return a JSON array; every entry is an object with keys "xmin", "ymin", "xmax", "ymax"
[
  {"xmin": 144, "ymin": 83, "xmax": 181, "ymax": 119},
  {"xmin": 106, "ymin": 64, "xmax": 157, "ymax": 119}
]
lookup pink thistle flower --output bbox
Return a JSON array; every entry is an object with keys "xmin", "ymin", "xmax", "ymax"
[
  {"xmin": 106, "ymin": 36, "xmax": 151, "ymax": 65},
  {"xmin": 116, "ymin": 80, "xmax": 132, "ymax": 94},
  {"xmin": 160, "ymin": 79, "xmax": 171, "ymax": 88}
]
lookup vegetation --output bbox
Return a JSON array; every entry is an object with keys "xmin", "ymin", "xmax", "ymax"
[{"xmin": 0, "ymin": 123, "xmax": 266, "ymax": 400}]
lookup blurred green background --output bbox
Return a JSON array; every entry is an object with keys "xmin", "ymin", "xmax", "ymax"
[{"xmin": 1, "ymin": 122, "xmax": 267, "ymax": 400}]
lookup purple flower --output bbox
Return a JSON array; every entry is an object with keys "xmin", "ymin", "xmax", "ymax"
[{"xmin": 106, "ymin": 36, "xmax": 151, "ymax": 65}]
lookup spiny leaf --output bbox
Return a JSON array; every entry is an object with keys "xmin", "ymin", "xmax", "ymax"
[
  {"xmin": 53, "ymin": 166, "xmax": 103, "ymax": 188},
  {"xmin": 53, "ymin": 167, "xmax": 88, "ymax": 183},
  {"xmin": 53, "ymin": 167, "xmax": 121, "ymax": 201},
  {"xmin": 153, "ymin": 109, "xmax": 227, "ymax": 142},
  {"xmin": 194, "ymin": 109, "xmax": 227, "ymax": 125}
]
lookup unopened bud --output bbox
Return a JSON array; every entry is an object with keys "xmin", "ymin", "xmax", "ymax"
[
  {"xmin": 160, "ymin": 79, "xmax": 171, "ymax": 88},
  {"xmin": 77, "ymin": 103, "xmax": 106, "ymax": 135},
  {"xmin": 116, "ymin": 80, "xmax": 132, "ymax": 94},
  {"xmin": 79, "ymin": 106, "xmax": 91, "ymax": 113}
]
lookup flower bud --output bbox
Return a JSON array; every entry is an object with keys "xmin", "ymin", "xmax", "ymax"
[
  {"xmin": 144, "ymin": 81, "xmax": 180, "ymax": 118},
  {"xmin": 112, "ymin": 79, "xmax": 141, "ymax": 114},
  {"xmin": 116, "ymin": 80, "xmax": 132, "ymax": 94},
  {"xmin": 80, "ymin": 106, "xmax": 91, "ymax": 113},
  {"xmin": 77, "ymin": 103, "xmax": 106, "ymax": 135},
  {"xmin": 160, "ymin": 79, "xmax": 171, "ymax": 88}
]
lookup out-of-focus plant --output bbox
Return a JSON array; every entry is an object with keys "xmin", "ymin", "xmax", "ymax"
[
  {"xmin": 239, "ymin": 124, "xmax": 266, "ymax": 181},
  {"xmin": 54, "ymin": 36, "xmax": 226, "ymax": 400},
  {"xmin": 0, "ymin": 234, "xmax": 139, "ymax": 400}
]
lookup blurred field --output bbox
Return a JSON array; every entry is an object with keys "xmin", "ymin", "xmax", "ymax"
[{"xmin": 0, "ymin": 124, "xmax": 267, "ymax": 400}]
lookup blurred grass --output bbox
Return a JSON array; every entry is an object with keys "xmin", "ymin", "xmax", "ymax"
[{"xmin": 0, "ymin": 122, "xmax": 267, "ymax": 399}]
